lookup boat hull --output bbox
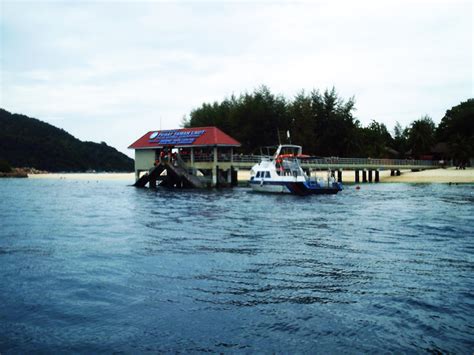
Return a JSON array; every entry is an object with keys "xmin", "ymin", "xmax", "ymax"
[{"xmin": 249, "ymin": 180, "xmax": 342, "ymax": 196}]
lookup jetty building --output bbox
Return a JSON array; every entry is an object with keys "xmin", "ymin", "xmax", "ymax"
[{"xmin": 129, "ymin": 127, "xmax": 241, "ymax": 188}]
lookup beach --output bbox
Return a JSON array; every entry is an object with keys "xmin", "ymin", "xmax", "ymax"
[
  {"xmin": 27, "ymin": 168, "xmax": 474, "ymax": 184},
  {"xmin": 379, "ymin": 167, "xmax": 474, "ymax": 183},
  {"xmin": 28, "ymin": 172, "xmax": 136, "ymax": 182},
  {"xmin": 238, "ymin": 168, "xmax": 474, "ymax": 184}
]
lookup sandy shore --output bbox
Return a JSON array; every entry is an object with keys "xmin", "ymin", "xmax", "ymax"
[
  {"xmin": 29, "ymin": 172, "xmax": 135, "ymax": 182},
  {"xmin": 238, "ymin": 168, "xmax": 474, "ymax": 184},
  {"xmin": 28, "ymin": 168, "xmax": 474, "ymax": 184},
  {"xmin": 379, "ymin": 167, "xmax": 474, "ymax": 183}
]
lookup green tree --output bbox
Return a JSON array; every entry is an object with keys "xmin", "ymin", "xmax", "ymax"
[
  {"xmin": 359, "ymin": 121, "xmax": 393, "ymax": 158},
  {"xmin": 185, "ymin": 86, "xmax": 358, "ymax": 156},
  {"xmin": 407, "ymin": 115, "xmax": 436, "ymax": 158},
  {"xmin": 393, "ymin": 121, "xmax": 409, "ymax": 157},
  {"xmin": 301, "ymin": 88, "xmax": 358, "ymax": 156},
  {"xmin": 185, "ymin": 86, "xmax": 290, "ymax": 153},
  {"xmin": 437, "ymin": 98, "xmax": 474, "ymax": 164}
]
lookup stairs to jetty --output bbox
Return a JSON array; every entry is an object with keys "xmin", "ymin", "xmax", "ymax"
[
  {"xmin": 134, "ymin": 158, "xmax": 204, "ymax": 189},
  {"xmin": 133, "ymin": 164, "xmax": 165, "ymax": 187},
  {"xmin": 160, "ymin": 162, "xmax": 205, "ymax": 188}
]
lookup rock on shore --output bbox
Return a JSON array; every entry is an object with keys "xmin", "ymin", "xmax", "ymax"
[{"xmin": 0, "ymin": 167, "xmax": 47, "ymax": 178}]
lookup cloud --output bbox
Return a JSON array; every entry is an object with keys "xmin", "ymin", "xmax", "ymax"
[{"xmin": 1, "ymin": 0, "xmax": 472, "ymax": 156}]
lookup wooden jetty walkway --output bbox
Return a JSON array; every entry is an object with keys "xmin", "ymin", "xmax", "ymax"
[
  {"xmin": 134, "ymin": 153, "xmax": 444, "ymax": 188},
  {"xmin": 129, "ymin": 126, "xmax": 444, "ymax": 188}
]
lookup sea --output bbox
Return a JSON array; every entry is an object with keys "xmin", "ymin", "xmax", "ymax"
[{"xmin": 0, "ymin": 178, "xmax": 473, "ymax": 353}]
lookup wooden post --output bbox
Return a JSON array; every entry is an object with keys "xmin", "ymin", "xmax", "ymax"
[
  {"xmin": 355, "ymin": 169, "xmax": 360, "ymax": 183},
  {"xmin": 375, "ymin": 170, "xmax": 380, "ymax": 183},
  {"xmin": 231, "ymin": 167, "xmax": 238, "ymax": 186},
  {"xmin": 337, "ymin": 170, "xmax": 342, "ymax": 183},
  {"xmin": 190, "ymin": 147, "xmax": 195, "ymax": 169},
  {"xmin": 368, "ymin": 169, "xmax": 373, "ymax": 182},
  {"xmin": 390, "ymin": 169, "xmax": 395, "ymax": 176},
  {"xmin": 396, "ymin": 170, "xmax": 401, "ymax": 176},
  {"xmin": 212, "ymin": 146, "xmax": 218, "ymax": 187},
  {"xmin": 362, "ymin": 169, "xmax": 367, "ymax": 183},
  {"xmin": 149, "ymin": 176, "xmax": 157, "ymax": 188}
]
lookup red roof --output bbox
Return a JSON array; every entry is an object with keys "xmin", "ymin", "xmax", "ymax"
[{"xmin": 128, "ymin": 126, "xmax": 241, "ymax": 149}]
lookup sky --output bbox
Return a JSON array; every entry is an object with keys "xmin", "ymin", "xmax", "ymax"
[{"xmin": 1, "ymin": 0, "xmax": 472, "ymax": 157}]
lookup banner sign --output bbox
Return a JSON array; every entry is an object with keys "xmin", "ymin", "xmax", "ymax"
[{"xmin": 149, "ymin": 130, "xmax": 206, "ymax": 145}]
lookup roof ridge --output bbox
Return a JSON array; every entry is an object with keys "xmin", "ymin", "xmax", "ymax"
[{"xmin": 129, "ymin": 126, "xmax": 240, "ymax": 149}]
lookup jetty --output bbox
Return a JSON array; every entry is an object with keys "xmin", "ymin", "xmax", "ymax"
[
  {"xmin": 129, "ymin": 127, "xmax": 241, "ymax": 188},
  {"xmin": 129, "ymin": 127, "xmax": 444, "ymax": 188}
]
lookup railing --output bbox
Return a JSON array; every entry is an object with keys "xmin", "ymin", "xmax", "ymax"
[
  {"xmin": 180, "ymin": 155, "xmax": 262, "ymax": 163},
  {"xmin": 179, "ymin": 154, "xmax": 444, "ymax": 168},
  {"xmin": 301, "ymin": 157, "xmax": 440, "ymax": 167}
]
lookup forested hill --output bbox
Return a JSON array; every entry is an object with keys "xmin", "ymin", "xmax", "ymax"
[{"xmin": 0, "ymin": 109, "xmax": 134, "ymax": 172}]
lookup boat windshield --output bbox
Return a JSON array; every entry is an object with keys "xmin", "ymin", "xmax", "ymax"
[
  {"xmin": 279, "ymin": 147, "xmax": 299, "ymax": 156},
  {"xmin": 272, "ymin": 145, "xmax": 302, "ymax": 159},
  {"xmin": 259, "ymin": 146, "xmax": 278, "ymax": 158}
]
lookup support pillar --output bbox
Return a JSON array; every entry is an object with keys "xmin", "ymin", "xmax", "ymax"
[
  {"xmin": 362, "ymin": 169, "xmax": 367, "ymax": 183},
  {"xmin": 231, "ymin": 167, "xmax": 238, "ymax": 186},
  {"xmin": 396, "ymin": 170, "xmax": 401, "ymax": 176},
  {"xmin": 190, "ymin": 147, "xmax": 195, "ymax": 175},
  {"xmin": 390, "ymin": 169, "xmax": 395, "ymax": 176},
  {"xmin": 135, "ymin": 170, "xmax": 140, "ymax": 182},
  {"xmin": 375, "ymin": 170, "xmax": 380, "ymax": 183},
  {"xmin": 212, "ymin": 146, "xmax": 218, "ymax": 187},
  {"xmin": 337, "ymin": 170, "xmax": 342, "ymax": 183},
  {"xmin": 355, "ymin": 170, "xmax": 360, "ymax": 183},
  {"xmin": 368, "ymin": 169, "xmax": 373, "ymax": 183},
  {"xmin": 149, "ymin": 176, "xmax": 157, "ymax": 188}
]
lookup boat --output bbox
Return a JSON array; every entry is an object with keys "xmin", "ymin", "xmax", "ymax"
[{"xmin": 248, "ymin": 145, "xmax": 343, "ymax": 195}]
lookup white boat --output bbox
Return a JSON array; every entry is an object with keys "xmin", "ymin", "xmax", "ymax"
[{"xmin": 249, "ymin": 145, "xmax": 343, "ymax": 195}]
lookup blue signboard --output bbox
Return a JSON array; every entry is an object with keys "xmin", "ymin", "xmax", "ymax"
[{"xmin": 149, "ymin": 130, "xmax": 206, "ymax": 145}]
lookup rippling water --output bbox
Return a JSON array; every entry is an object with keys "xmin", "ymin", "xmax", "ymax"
[{"xmin": 1, "ymin": 179, "xmax": 473, "ymax": 353}]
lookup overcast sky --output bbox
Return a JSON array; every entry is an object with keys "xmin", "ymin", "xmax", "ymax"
[{"xmin": 1, "ymin": 0, "xmax": 472, "ymax": 156}]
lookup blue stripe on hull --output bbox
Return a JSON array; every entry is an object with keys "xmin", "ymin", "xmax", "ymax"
[{"xmin": 249, "ymin": 180, "xmax": 342, "ymax": 196}]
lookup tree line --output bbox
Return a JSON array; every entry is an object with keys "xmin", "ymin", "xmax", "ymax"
[{"xmin": 183, "ymin": 86, "xmax": 473, "ymax": 164}]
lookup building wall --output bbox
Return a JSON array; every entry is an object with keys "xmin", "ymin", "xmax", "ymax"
[{"xmin": 135, "ymin": 149, "xmax": 155, "ymax": 171}]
